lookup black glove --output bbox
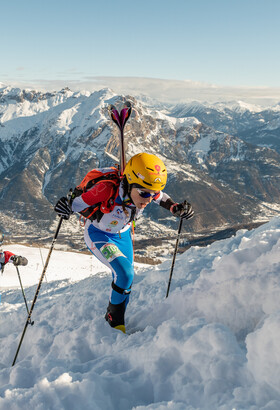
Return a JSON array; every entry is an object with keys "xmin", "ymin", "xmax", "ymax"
[
  {"xmin": 54, "ymin": 197, "xmax": 73, "ymax": 220},
  {"xmin": 11, "ymin": 255, "xmax": 28, "ymax": 266},
  {"xmin": 171, "ymin": 200, "xmax": 194, "ymax": 220}
]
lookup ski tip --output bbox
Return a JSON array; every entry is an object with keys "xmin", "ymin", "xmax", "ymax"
[
  {"xmin": 120, "ymin": 105, "xmax": 132, "ymax": 125},
  {"xmin": 109, "ymin": 101, "xmax": 132, "ymax": 130}
]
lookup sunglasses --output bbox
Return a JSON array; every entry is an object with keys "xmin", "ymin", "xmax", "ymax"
[{"xmin": 136, "ymin": 188, "xmax": 159, "ymax": 199}]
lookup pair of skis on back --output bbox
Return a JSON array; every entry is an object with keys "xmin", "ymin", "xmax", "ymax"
[
  {"xmin": 11, "ymin": 101, "xmax": 132, "ymax": 366},
  {"xmin": 109, "ymin": 101, "xmax": 132, "ymax": 175}
]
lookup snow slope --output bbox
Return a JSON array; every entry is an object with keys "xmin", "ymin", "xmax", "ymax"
[{"xmin": 0, "ymin": 216, "xmax": 280, "ymax": 409}]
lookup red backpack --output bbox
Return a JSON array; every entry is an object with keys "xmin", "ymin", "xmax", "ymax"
[{"xmin": 72, "ymin": 167, "xmax": 121, "ymax": 221}]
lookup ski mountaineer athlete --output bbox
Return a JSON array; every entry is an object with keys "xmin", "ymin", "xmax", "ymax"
[
  {"xmin": 0, "ymin": 251, "xmax": 28, "ymax": 273},
  {"xmin": 54, "ymin": 153, "xmax": 194, "ymax": 333}
]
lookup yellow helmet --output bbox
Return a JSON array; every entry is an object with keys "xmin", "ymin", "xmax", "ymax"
[{"xmin": 124, "ymin": 153, "xmax": 167, "ymax": 190}]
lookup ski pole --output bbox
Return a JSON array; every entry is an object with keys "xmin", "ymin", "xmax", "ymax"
[
  {"xmin": 12, "ymin": 216, "xmax": 63, "ymax": 366},
  {"xmin": 166, "ymin": 217, "xmax": 183, "ymax": 298},
  {"xmin": 39, "ymin": 247, "xmax": 48, "ymax": 282},
  {"xmin": 15, "ymin": 266, "xmax": 32, "ymax": 318}
]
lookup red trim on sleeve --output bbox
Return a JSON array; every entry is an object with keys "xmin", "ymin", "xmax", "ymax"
[
  {"xmin": 170, "ymin": 203, "xmax": 178, "ymax": 214},
  {"xmin": 4, "ymin": 251, "xmax": 15, "ymax": 264}
]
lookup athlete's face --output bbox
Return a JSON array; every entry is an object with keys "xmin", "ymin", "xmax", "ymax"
[{"xmin": 130, "ymin": 188, "xmax": 159, "ymax": 209}]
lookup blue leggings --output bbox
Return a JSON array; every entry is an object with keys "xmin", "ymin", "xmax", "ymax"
[{"xmin": 85, "ymin": 224, "xmax": 134, "ymax": 306}]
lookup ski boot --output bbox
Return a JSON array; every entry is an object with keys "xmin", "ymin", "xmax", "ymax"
[{"xmin": 105, "ymin": 301, "xmax": 126, "ymax": 333}]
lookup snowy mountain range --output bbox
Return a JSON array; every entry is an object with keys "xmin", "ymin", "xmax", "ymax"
[
  {"xmin": 0, "ymin": 84, "xmax": 280, "ymax": 259},
  {"xmin": 170, "ymin": 100, "xmax": 280, "ymax": 153}
]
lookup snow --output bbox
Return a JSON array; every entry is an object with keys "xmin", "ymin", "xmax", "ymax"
[
  {"xmin": 0, "ymin": 86, "xmax": 115, "ymax": 143},
  {"xmin": 213, "ymin": 100, "xmax": 265, "ymax": 114},
  {"xmin": 148, "ymin": 108, "xmax": 200, "ymax": 130},
  {"xmin": 0, "ymin": 216, "xmax": 280, "ymax": 409}
]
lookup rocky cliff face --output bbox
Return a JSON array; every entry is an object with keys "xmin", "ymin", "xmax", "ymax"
[
  {"xmin": 1, "ymin": 85, "xmax": 279, "ymax": 259},
  {"xmin": 170, "ymin": 100, "xmax": 280, "ymax": 153}
]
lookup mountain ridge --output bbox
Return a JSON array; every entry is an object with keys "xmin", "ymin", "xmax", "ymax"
[{"xmin": 1, "ymin": 85, "xmax": 280, "ymax": 259}]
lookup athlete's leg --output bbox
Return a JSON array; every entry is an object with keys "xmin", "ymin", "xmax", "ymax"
[{"xmin": 84, "ymin": 224, "xmax": 134, "ymax": 331}]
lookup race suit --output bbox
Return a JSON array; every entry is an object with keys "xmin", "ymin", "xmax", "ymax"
[{"xmin": 72, "ymin": 176, "xmax": 174, "ymax": 307}]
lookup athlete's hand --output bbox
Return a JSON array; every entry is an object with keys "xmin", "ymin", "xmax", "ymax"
[
  {"xmin": 11, "ymin": 255, "xmax": 28, "ymax": 266},
  {"xmin": 171, "ymin": 200, "xmax": 194, "ymax": 220},
  {"xmin": 54, "ymin": 197, "xmax": 73, "ymax": 220}
]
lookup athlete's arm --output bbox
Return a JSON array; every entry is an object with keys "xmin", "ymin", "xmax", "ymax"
[
  {"xmin": 153, "ymin": 191, "xmax": 176, "ymax": 211},
  {"xmin": 72, "ymin": 182, "xmax": 116, "ymax": 213}
]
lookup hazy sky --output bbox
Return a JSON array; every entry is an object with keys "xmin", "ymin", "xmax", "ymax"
[{"xmin": 1, "ymin": 0, "xmax": 280, "ymax": 99}]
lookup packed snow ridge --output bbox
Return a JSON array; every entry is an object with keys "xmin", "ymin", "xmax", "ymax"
[{"xmin": 1, "ymin": 216, "xmax": 280, "ymax": 409}]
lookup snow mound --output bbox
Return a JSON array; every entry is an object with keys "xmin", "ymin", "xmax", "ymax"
[{"xmin": 0, "ymin": 216, "xmax": 280, "ymax": 409}]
